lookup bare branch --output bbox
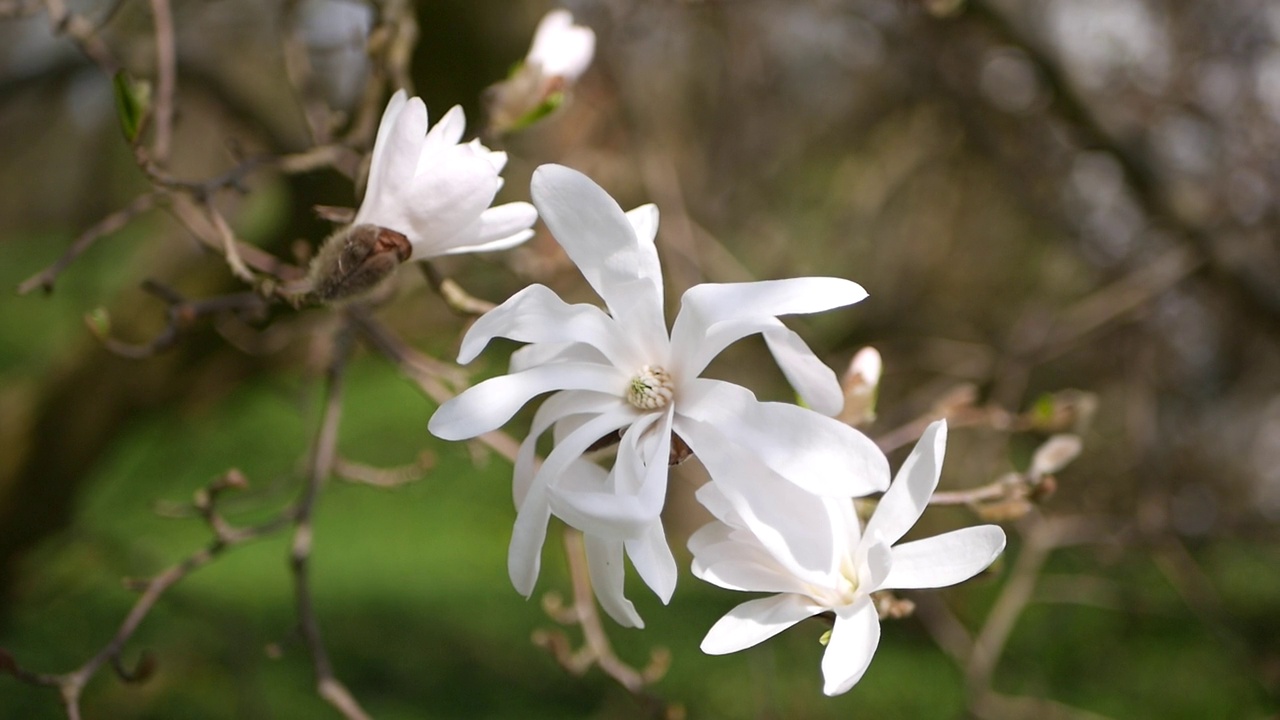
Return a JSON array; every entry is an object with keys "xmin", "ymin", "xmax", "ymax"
[{"xmin": 18, "ymin": 193, "xmax": 163, "ymax": 295}]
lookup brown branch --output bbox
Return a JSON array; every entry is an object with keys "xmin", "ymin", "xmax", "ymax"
[
  {"xmin": 289, "ymin": 323, "xmax": 371, "ymax": 720},
  {"xmin": 334, "ymin": 452, "xmax": 435, "ymax": 488},
  {"xmin": 418, "ymin": 263, "xmax": 497, "ymax": 316},
  {"xmin": 534, "ymin": 528, "xmax": 679, "ymax": 719},
  {"xmin": 41, "ymin": 0, "xmax": 118, "ymax": 73},
  {"xmin": 0, "ymin": 470, "xmax": 292, "ymax": 720},
  {"xmin": 18, "ymin": 193, "xmax": 164, "ymax": 295},
  {"xmin": 146, "ymin": 0, "xmax": 176, "ymax": 163},
  {"xmin": 89, "ymin": 281, "xmax": 268, "ymax": 359}
]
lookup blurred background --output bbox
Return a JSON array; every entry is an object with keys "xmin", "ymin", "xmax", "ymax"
[{"xmin": 2, "ymin": 0, "xmax": 1279, "ymax": 717}]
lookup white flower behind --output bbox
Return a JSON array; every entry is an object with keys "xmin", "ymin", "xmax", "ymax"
[
  {"xmin": 690, "ymin": 420, "xmax": 1006, "ymax": 696},
  {"xmin": 428, "ymin": 164, "xmax": 887, "ymax": 626},
  {"xmin": 526, "ymin": 9, "xmax": 596, "ymax": 83},
  {"xmin": 354, "ymin": 90, "xmax": 537, "ymax": 260}
]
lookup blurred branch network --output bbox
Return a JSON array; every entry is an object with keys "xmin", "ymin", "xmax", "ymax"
[{"xmin": 0, "ymin": 0, "xmax": 1277, "ymax": 718}]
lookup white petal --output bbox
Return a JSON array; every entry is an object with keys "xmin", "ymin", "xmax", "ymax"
[
  {"xmin": 527, "ymin": 9, "xmax": 596, "ymax": 81},
  {"xmin": 821, "ymin": 599, "xmax": 880, "ymax": 696},
  {"xmin": 530, "ymin": 164, "xmax": 667, "ymax": 353},
  {"xmin": 584, "ymin": 528, "xmax": 645, "ymax": 628},
  {"xmin": 688, "ymin": 523, "xmax": 812, "ymax": 595},
  {"xmin": 457, "ymin": 284, "xmax": 634, "ymax": 367},
  {"xmin": 762, "ymin": 323, "xmax": 844, "ymax": 416},
  {"xmin": 509, "ymin": 342, "xmax": 606, "ymax": 373},
  {"xmin": 550, "ymin": 411, "xmax": 670, "ymax": 539},
  {"xmin": 857, "ymin": 536, "xmax": 893, "ymax": 592},
  {"xmin": 883, "ymin": 525, "xmax": 1006, "ymax": 590},
  {"xmin": 418, "ymin": 105, "xmax": 467, "ymax": 169},
  {"xmin": 863, "ymin": 420, "xmax": 947, "ymax": 547},
  {"xmin": 508, "ymin": 480, "xmax": 551, "ymax": 597},
  {"xmin": 624, "ymin": 519, "xmax": 678, "ymax": 603},
  {"xmin": 626, "ymin": 203, "xmax": 660, "ymax": 245},
  {"xmin": 514, "ymin": 391, "xmax": 620, "ymax": 506},
  {"xmin": 700, "ymin": 594, "xmax": 822, "ymax": 655},
  {"xmin": 679, "ymin": 416, "xmax": 843, "ymax": 581},
  {"xmin": 532, "ymin": 406, "xmax": 637, "ymax": 509},
  {"xmin": 428, "ymin": 362, "xmax": 626, "ymax": 440},
  {"xmin": 354, "ymin": 94, "xmax": 429, "ymax": 228},
  {"xmin": 669, "ymin": 277, "xmax": 867, "ymax": 380},
  {"xmin": 678, "ymin": 379, "xmax": 890, "ymax": 497},
  {"xmin": 358, "ymin": 90, "xmax": 408, "ymax": 222},
  {"xmin": 438, "ymin": 202, "xmax": 538, "ymax": 256},
  {"xmin": 403, "ymin": 154, "xmax": 501, "ymax": 258}
]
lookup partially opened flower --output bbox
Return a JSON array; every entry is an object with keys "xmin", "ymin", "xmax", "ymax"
[
  {"xmin": 484, "ymin": 10, "xmax": 596, "ymax": 135},
  {"xmin": 308, "ymin": 91, "xmax": 537, "ymax": 302},
  {"xmin": 690, "ymin": 420, "xmax": 1006, "ymax": 696},
  {"xmin": 428, "ymin": 164, "xmax": 886, "ymax": 626}
]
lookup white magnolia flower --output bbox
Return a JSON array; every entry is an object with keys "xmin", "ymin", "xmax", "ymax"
[
  {"xmin": 354, "ymin": 90, "xmax": 537, "ymax": 260},
  {"xmin": 690, "ymin": 421, "xmax": 1006, "ymax": 696},
  {"xmin": 429, "ymin": 164, "xmax": 887, "ymax": 626},
  {"xmin": 526, "ymin": 9, "xmax": 596, "ymax": 83}
]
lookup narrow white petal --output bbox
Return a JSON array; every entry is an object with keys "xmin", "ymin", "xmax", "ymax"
[
  {"xmin": 857, "ymin": 537, "xmax": 893, "ymax": 592},
  {"xmin": 357, "ymin": 90, "xmax": 408, "ymax": 224},
  {"xmin": 700, "ymin": 594, "xmax": 823, "ymax": 655},
  {"xmin": 864, "ymin": 420, "xmax": 947, "ymax": 547},
  {"xmin": 624, "ymin": 519, "xmax": 678, "ymax": 603},
  {"xmin": 513, "ymin": 391, "xmax": 620, "ymax": 506},
  {"xmin": 584, "ymin": 529, "xmax": 645, "ymax": 628},
  {"xmin": 679, "ymin": 379, "xmax": 890, "ymax": 496},
  {"xmin": 509, "ymin": 342, "xmax": 606, "ymax": 373},
  {"xmin": 353, "ymin": 95, "xmax": 429, "ymax": 229},
  {"xmin": 457, "ymin": 284, "xmax": 634, "ymax": 367},
  {"xmin": 883, "ymin": 525, "xmax": 1006, "ymax": 590},
  {"xmin": 625, "ymin": 203, "xmax": 660, "ymax": 245},
  {"xmin": 527, "ymin": 10, "xmax": 595, "ymax": 81},
  {"xmin": 679, "ymin": 415, "xmax": 842, "ymax": 581},
  {"xmin": 428, "ymin": 362, "xmax": 626, "ymax": 440},
  {"xmin": 508, "ymin": 481, "xmax": 552, "ymax": 597},
  {"xmin": 437, "ymin": 202, "xmax": 538, "ymax": 256},
  {"xmin": 688, "ymin": 524, "xmax": 812, "ymax": 595},
  {"xmin": 669, "ymin": 277, "xmax": 867, "ymax": 380},
  {"xmin": 532, "ymin": 406, "xmax": 637, "ymax": 506},
  {"xmin": 762, "ymin": 323, "xmax": 844, "ymax": 417},
  {"xmin": 530, "ymin": 164, "xmax": 667, "ymax": 351},
  {"xmin": 418, "ymin": 105, "xmax": 467, "ymax": 168},
  {"xmin": 821, "ymin": 599, "xmax": 880, "ymax": 696}
]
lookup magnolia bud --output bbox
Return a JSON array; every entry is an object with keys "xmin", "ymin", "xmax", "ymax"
[
  {"xmin": 307, "ymin": 224, "xmax": 411, "ymax": 303},
  {"xmin": 838, "ymin": 347, "xmax": 882, "ymax": 427}
]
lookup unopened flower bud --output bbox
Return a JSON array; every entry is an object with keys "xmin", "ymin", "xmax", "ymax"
[
  {"xmin": 484, "ymin": 10, "xmax": 595, "ymax": 136},
  {"xmin": 307, "ymin": 224, "xmax": 410, "ymax": 302},
  {"xmin": 838, "ymin": 347, "xmax": 882, "ymax": 427}
]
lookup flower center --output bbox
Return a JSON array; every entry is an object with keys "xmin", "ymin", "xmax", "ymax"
[{"xmin": 626, "ymin": 365, "xmax": 674, "ymax": 410}]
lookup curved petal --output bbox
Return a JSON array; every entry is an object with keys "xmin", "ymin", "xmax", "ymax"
[
  {"xmin": 508, "ymin": 480, "xmax": 552, "ymax": 597},
  {"xmin": 626, "ymin": 203, "xmax": 660, "ymax": 246},
  {"xmin": 509, "ymin": 341, "xmax": 606, "ymax": 373},
  {"xmin": 699, "ymin": 594, "xmax": 823, "ymax": 655},
  {"xmin": 883, "ymin": 525, "xmax": 1006, "ymax": 590},
  {"xmin": 418, "ymin": 105, "xmax": 467, "ymax": 169},
  {"xmin": 624, "ymin": 518, "xmax": 678, "ymax": 603},
  {"xmin": 404, "ymin": 154, "xmax": 501, "ymax": 258},
  {"xmin": 679, "ymin": 416, "xmax": 842, "ymax": 581},
  {"xmin": 437, "ymin": 202, "xmax": 538, "ymax": 257},
  {"xmin": 688, "ymin": 524, "xmax": 813, "ymax": 595},
  {"xmin": 457, "ymin": 284, "xmax": 634, "ymax": 368},
  {"xmin": 857, "ymin": 536, "xmax": 892, "ymax": 593},
  {"xmin": 821, "ymin": 598, "xmax": 880, "ymax": 696},
  {"xmin": 359, "ymin": 90, "xmax": 408, "ymax": 221},
  {"xmin": 428, "ymin": 362, "xmax": 626, "ymax": 440},
  {"xmin": 762, "ymin": 323, "xmax": 843, "ymax": 417},
  {"xmin": 678, "ymin": 379, "xmax": 889, "ymax": 497},
  {"xmin": 514, "ymin": 390, "xmax": 621, "ymax": 506},
  {"xmin": 863, "ymin": 420, "xmax": 947, "ymax": 547},
  {"xmin": 584, "ymin": 533, "xmax": 645, "ymax": 628},
  {"xmin": 530, "ymin": 164, "xmax": 667, "ymax": 354},
  {"xmin": 669, "ymin": 277, "xmax": 867, "ymax": 380},
  {"xmin": 550, "ymin": 410, "xmax": 672, "ymax": 538}
]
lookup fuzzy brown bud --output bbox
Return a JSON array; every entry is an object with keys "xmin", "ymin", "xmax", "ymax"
[{"xmin": 308, "ymin": 224, "xmax": 412, "ymax": 303}]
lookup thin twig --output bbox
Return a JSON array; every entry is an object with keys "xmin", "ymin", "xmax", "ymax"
[
  {"xmin": 18, "ymin": 193, "xmax": 163, "ymax": 295},
  {"xmin": 289, "ymin": 323, "xmax": 371, "ymax": 720},
  {"xmin": 146, "ymin": 0, "xmax": 176, "ymax": 163}
]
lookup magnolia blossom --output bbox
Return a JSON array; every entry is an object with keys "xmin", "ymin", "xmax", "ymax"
[
  {"xmin": 690, "ymin": 421, "xmax": 1006, "ymax": 695},
  {"xmin": 354, "ymin": 90, "xmax": 537, "ymax": 260},
  {"xmin": 526, "ymin": 9, "xmax": 596, "ymax": 83},
  {"xmin": 429, "ymin": 164, "xmax": 886, "ymax": 626}
]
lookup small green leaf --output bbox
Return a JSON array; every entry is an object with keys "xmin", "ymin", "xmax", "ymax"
[
  {"xmin": 112, "ymin": 70, "xmax": 151, "ymax": 143},
  {"xmin": 508, "ymin": 91, "xmax": 565, "ymax": 133},
  {"xmin": 85, "ymin": 307, "xmax": 111, "ymax": 338},
  {"xmin": 819, "ymin": 629, "xmax": 832, "ymax": 646}
]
